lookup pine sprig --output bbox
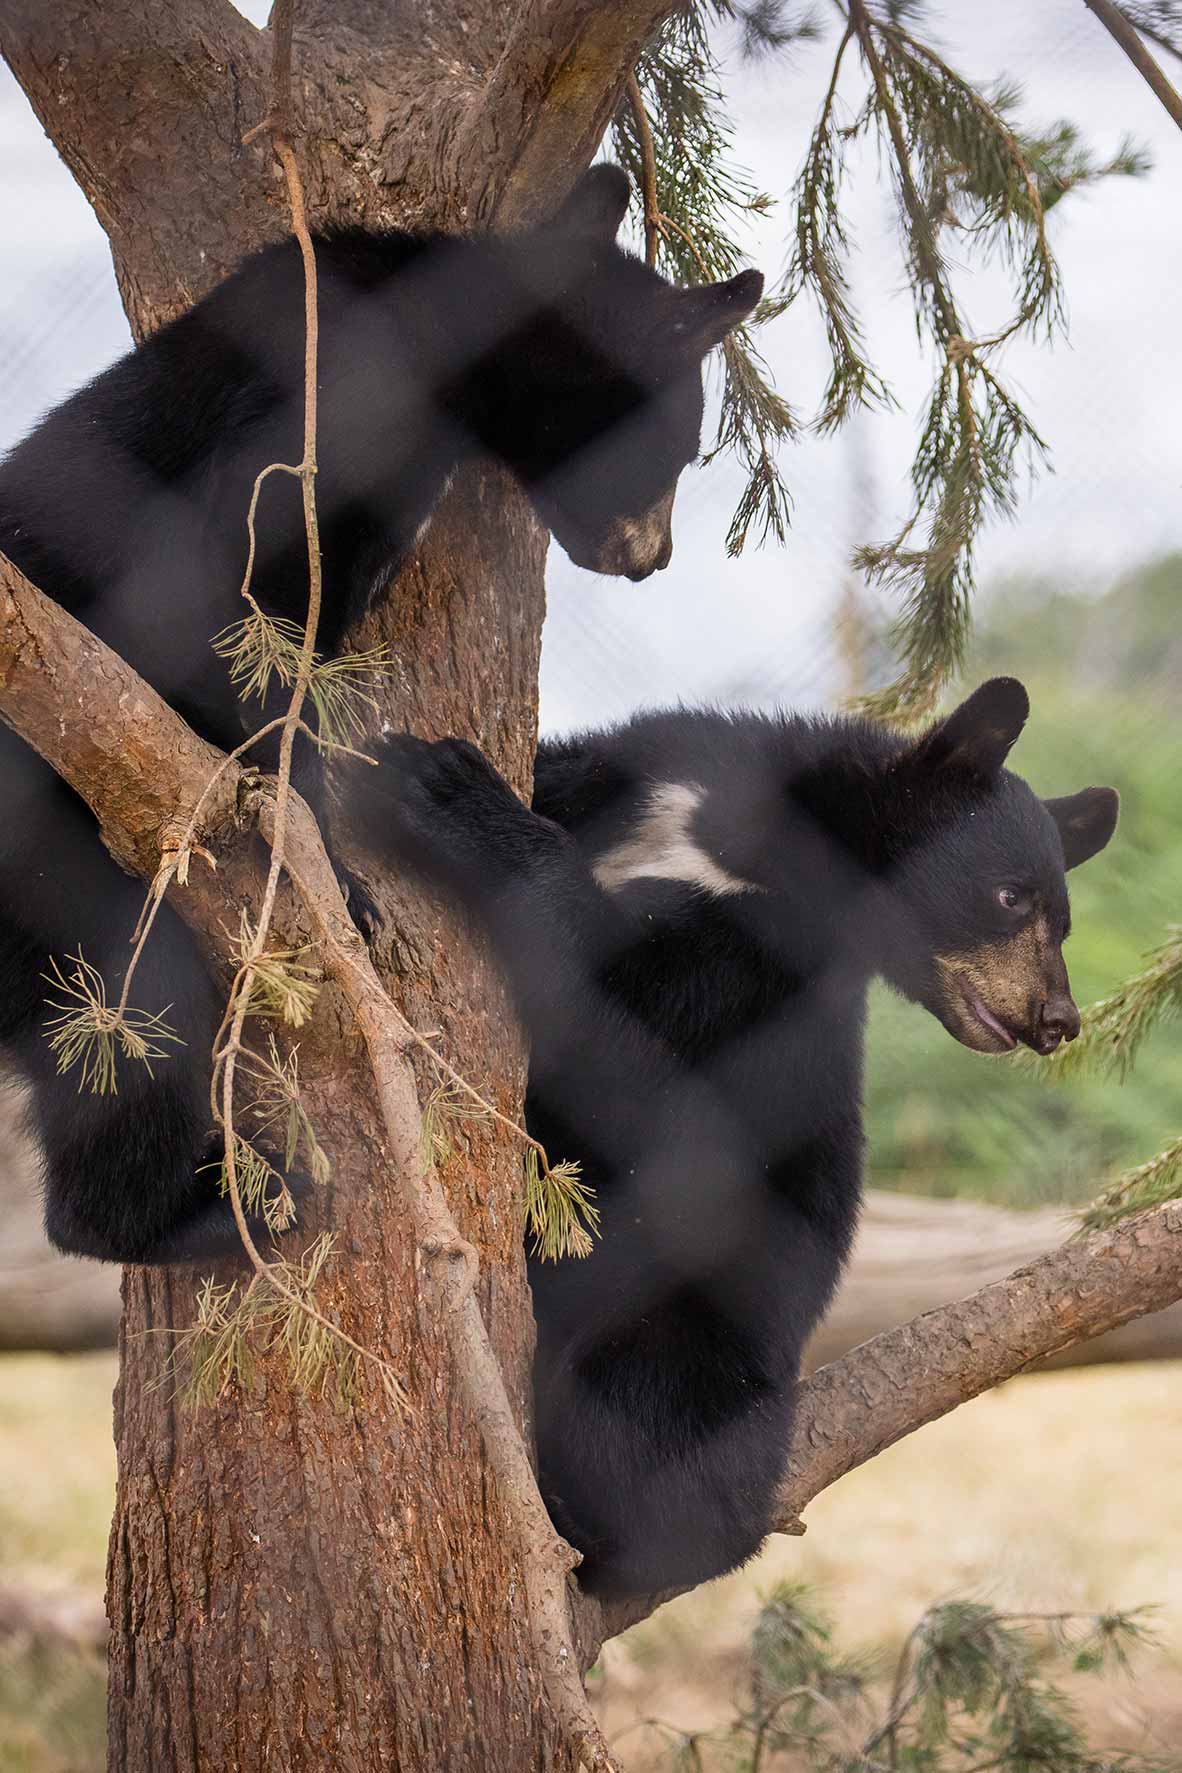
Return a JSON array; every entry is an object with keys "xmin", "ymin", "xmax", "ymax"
[
  {"xmin": 523, "ymin": 1147, "xmax": 600, "ymax": 1262},
  {"xmin": 42, "ymin": 951, "xmax": 183, "ymax": 1095},
  {"xmin": 1077, "ymin": 1135, "xmax": 1182, "ymax": 1232},
  {"xmin": 1034, "ymin": 926, "xmax": 1182, "ymax": 1083},
  {"xmin": 711, "ymin": 1586, "xmax": 1173, "ymax": 1771},
  {"xmin": 245, "ymin": 1035, "xmax": 332, "ymax": 1188},
  {"xmin": 213, "ymin": 607, "xmax": 397, "ymax": 747},
  {"xmin": 168, "ymin": 1234, "xmax": 406, "ymax": 1412},
  {"xmin": 785, "ymin": 26, "xmax": 896, "ymax": 435},
  {"xmin": 1118, "ymin": 1, "xmax": 1182, "ymax": 62},
  {"xmin": 233, "ymin": 908, "xmax": 321, "ymax": 1029},
  {"xmin": 842, "ymin": 8, "xmax": 1063, "ymax": 719},
  {"xmin": 204, "ymin": 1133, "xmax": 297, "ymax": 1236}
]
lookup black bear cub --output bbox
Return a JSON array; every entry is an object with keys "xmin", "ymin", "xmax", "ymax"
[
  {"xmin": 0, "ymin": 166, "xmax": 761, "ymax": 1265},
  {"xmin": 346, "ymin": 678, "xmax": 1118, "ymax": 1598}
]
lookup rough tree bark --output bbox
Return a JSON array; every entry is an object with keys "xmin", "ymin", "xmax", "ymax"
[{"xmin": 0, "ymin": 3, "xmax": 679, "ymax": 1768}]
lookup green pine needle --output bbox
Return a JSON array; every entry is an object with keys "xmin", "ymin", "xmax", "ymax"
[
  {"xmin": 727, "ymin": 1587, "xmax": 1170, "ymax": 1769},
  {"xmin": 42, "ymin": 951, "xmax": 183, "ymax": 1095},
  {"xmin": 1030, "ymin": 927, "xmax": 1182, "ymax": 1084},
  {"xmin": 419, "ymin": 1082, "xmax": 491, "ymax": 1175},
  {"xmin": 167, "ymin": 1234, "xmax": 405, "ymax": 1412},
  {"xmin": 611, "ymin": 6, "xmax": 795, "ymax": 555},
  {"xmin": 234, "ymin": 909, "xmax": 321, "ymax": 1029},
  {"xmin": 246, "ymin": 1036, "xmax": 332, "ymax": 1188},
  {"xmin": 1078, "ymin": 1135, "xmax": 1182, "ymax": 1233}
]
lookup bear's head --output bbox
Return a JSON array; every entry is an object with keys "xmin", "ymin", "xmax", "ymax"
[
  {"xmin": 878, "ymin": 678, "xmax": 1119, "ymax": 1056},
  {"xmin": 491, "ymin": 166, "xmax": 764, "ymax": 580}
]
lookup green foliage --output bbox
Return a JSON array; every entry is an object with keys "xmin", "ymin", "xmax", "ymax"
[
  {"xmin": 233, "ymin": 908, "xmax": 321, "ymax": 1029},
  {"xmin": 1118, "ymin": 2, "xmax": 1182, "ymax": 62},
  {"xmin": 41, "ymin": 951, "xmax": 182, "ymax": 1095},
  {"xmin": 1078, "ymin": 1136, "xmax": 1182, "ymax": 1233},
  {"xmin": 244, "ymin": 1035, "xmax": 332, "ymax": 1188},
  {"xmin": 204, "ymin": 1134, "xmax": 296, "ymax": 1237},
  {"xmin": 638, "ymin": 1586, "xmax": 1173, "ymax": 1771},
  {"xmin": 621, "ymin": 4, "xmax": 1148, "ymax": 715},
  {"xmin": 166, "ymin": 1233, "xmax": 398, "ymax": 1412},
  {"xmin": 1031, "ymin": 929, "xmax": 1182, "ymax": 1086}
]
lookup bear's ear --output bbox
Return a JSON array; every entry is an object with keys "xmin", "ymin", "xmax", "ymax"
[
  {"xmin": 671, "ymin": 269, "xmax": 765, "ymax": 355},
  {"xmin": 911, "ymin": 676, "xmax": 1030, "ymax": 779},
  {"xmin": 1044, "ymin": 785, "xmax": 1119, "ymax": 870},
  {"xmin": 552, "ymin": 165, "xmax": 632, "ymax": 243}
]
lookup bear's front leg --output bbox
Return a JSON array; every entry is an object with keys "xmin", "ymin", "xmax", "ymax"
[{"xmin": 346, "ymin": 733, "xmax": 566, "ymax": 906}]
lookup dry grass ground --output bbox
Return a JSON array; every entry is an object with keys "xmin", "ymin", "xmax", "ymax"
[{"xmin": 0, "ymin": 1353, "xmax": 1179, "ymax": 1769}]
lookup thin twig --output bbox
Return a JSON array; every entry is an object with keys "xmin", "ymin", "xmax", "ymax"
[
  {"xmin": 625, "ymin": 69, "xmax": 661, "ymax": 267},
  {"xmin": 1081, "ymin": 0, "xmax": 1182, "ymax": 129}
]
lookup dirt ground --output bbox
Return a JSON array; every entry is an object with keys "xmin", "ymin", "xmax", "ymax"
[{"xmin": 1, "ymin": 1353, "xmax": 1180, "ymax": 1769}]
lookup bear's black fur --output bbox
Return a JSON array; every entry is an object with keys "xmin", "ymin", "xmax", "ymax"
[
  {"xmin": 0, "ymin": 167, "xmax": 761, "ymax": 1265},
  {"xmin": 345, "ymin": 681, "xmax": 1118, "ymax": 1597}
]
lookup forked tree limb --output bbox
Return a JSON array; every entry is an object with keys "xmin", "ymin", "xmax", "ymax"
[
  {"xmin": 1, "ymin": 0, "xmax": 684, "ymax": 333},
  {"xmin": 464, "ymin": 0, "xmax": 686, "ymax": 225},
  {"xmin": 0, "ymin": 0, "xmax": 272, "ymax": 331}
]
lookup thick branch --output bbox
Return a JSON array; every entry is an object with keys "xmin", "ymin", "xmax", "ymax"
[
  {"xmin": 1081, "ymin": 0, "xmax": 1182, "ymax": 129},
  {"xmin": 0, "ymin": 0, "xmax": 271, "ymax": 332},
  {"xmin": 0, "ymin": 552, "xmax": 240, "ymax": 914},
  {"xmin": 452, "ymin": 0, "xmax": 686, "ymax": 225}
]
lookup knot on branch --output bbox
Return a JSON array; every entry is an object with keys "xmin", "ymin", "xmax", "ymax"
[{"xmin": 418, "ymin": 1234, "xmax": 479, "ymax": 1307}]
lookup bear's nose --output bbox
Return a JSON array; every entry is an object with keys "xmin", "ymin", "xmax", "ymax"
[{"xmin": 1036, "ymin": 994, "xmax": 1081, "ymax": 1053}]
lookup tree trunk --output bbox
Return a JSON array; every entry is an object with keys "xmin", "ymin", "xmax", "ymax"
[{"xmin": 0, "ymin": 3, "xmax": 675, "ymax": 1766}]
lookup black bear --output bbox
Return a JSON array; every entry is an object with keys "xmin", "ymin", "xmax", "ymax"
[
  {"xmin": 0, "ymin": 166, "xmax": 761, "ymax": 1264},
  {"xmin": 344, "ymin": 678, "xmax": 1118, "ymax": 1597}
]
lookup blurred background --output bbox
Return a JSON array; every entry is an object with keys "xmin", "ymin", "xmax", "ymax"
[{"xmin": 2, "ymin": 1, "xmax": 1180, "ymax": 1767}]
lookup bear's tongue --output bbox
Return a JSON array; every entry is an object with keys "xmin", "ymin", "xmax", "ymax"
[{"xmin": 969, "ymin": 993, "xmax": 1017, "ymax": 1050}]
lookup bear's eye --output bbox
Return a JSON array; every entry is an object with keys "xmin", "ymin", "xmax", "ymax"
[{"xmin": 996, "ymin": 886, "xmax": 1027, "ymax": 913}]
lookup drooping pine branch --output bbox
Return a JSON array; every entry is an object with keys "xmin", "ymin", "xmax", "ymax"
[{"xmin": 611, "ymin": 5, "xmax": 798, "ymax": 553}]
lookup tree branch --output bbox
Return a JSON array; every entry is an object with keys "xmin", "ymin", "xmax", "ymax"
[
  {"xmin": 594, "ymin": 1198, "xmax": 1182, "ymax": 1646},
  {"xmin": 458, "ymin": 0, "xmax": 687, "ymax": 225},
  {"xmin": 0, "ymin": 0, "xmax": 271, "ymax": 333},
  {"xmin": 1081, "ymin": 0, "xmax": 1182, "ymax": 129}
]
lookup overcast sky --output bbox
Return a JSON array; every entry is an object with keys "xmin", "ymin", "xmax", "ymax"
[{"xmin": 2, "ymin": 1, "xmax": 1179, "ymax": 733}]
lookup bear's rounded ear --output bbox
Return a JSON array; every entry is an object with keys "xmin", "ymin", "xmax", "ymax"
[
  {"xmin": 911, "ymin": 676, "xmax": 1030, "ymax": 779},
  {"xmin": 671, "ymin": 269, "xmax": 765, "ymax": 356},
  {"xmin": 552, "ymin": 165, "xmax": 632, "ymax": 243},
  {"xmin": 1044, "ymin": 785, "xmax": 1120, "ymax": 870}
]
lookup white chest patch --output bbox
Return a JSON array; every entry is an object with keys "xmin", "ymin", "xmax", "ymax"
[{"xmin": 592, "ymin": 782, "xmax": 757, "ymax": 898}]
